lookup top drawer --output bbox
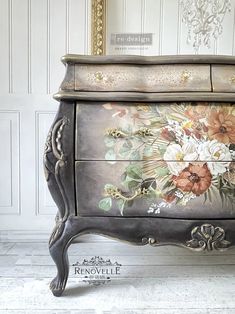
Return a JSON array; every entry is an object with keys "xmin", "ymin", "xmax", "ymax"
[
  {"xmin": 212, "ymin": 65, "xmax": 235, "ymax": 92},
  {"xmin": 75, "ymin": 102, "xmax": 235, "ymax": 161},
  {"xmin": 74, "ymin": 64, "xmax": 211, "ymax": 92}
]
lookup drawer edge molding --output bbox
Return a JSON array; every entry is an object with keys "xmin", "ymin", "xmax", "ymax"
[
  {"xmin": 61, "ymin": 54, "xmax": 235, "ymax": 65},
  {"xmin": 54, "ymin": 91, "xmax": 235, "ymax": 102}
]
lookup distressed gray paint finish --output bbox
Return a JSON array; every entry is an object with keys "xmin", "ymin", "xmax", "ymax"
[
  {"xmin": 45, "ymin": 54, "xmax": 235, "ymax": 297},
  {"xmin": 59, "ymin": 54, "xmax": 235, "ymax": 96},
  {"xmin": 75, "ymin": 161, "xmax": 235, "ymax": 219},
  {"xmin": 47, "ymin": 215, "xmax": 235, "ymax": 296},
  {"xmin": 44, "ymin": 102, "xmax": 76, "ymax": 221},
  {"xmin": 74, "ymin": 64, "xmax": 211, "ymax": 92},
  {"xmin": 212, "ymin": 65, "xmax": 235, "ymax": 92},
  {"xmin": 61, "ymin": 54, "xmax": 235, "ymax": 65},
  {"xmin": 55, "ymin": 91, "xmax": 235, "ymax": 102}
]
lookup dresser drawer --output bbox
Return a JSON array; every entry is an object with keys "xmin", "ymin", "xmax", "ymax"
[
  {"xmin": 75, "ymin": 64, "xmax": 211, "ymax": 92},
  {"xmin": 75, "ymin": 102, "xmax": 235, "ymax": 161},
  {"xmin": 212, "ymin": 65, "xmax": 235, "ymax": 92},
  {"xmin": 75, "ymin": 101, "xmax": 235, "ymax": 218},
  {"xmin": 75, "ymin": 161, "xmax": 235, "ymax": 218}
]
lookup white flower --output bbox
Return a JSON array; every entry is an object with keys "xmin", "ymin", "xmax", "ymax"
[
  {"xmin": 198, "ymin": 140, "xmax": 232, "ymax": 175},
  {"xmin": 163, "ymin": 142, "xmax": 198, "ymax": 175},
  {"xmin": 175, "ymin": 190, "xmax": 184, "ymax": 199}
]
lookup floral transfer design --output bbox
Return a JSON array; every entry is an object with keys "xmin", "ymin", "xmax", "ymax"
[
  {"xmin": 173, "ymin": 163, "xmax": 212, "ymax": 196},
  {"xmin": 98, "ymin": 103, "xmax": 235, "ymax": 215}
]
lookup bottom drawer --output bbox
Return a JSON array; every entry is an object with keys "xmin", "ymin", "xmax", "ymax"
[{"xmin": 75, "ymin": 161, "xmax": 235, "ymax": 219}]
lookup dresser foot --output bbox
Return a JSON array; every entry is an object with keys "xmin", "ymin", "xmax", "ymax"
[
  {"xmin": 49, "ymin": 221, "xmax": 72, "ymax": 297},
  {"xmin": 49, "ymin": 243, "xmax": 69, "ymax": 297},
  {"xmin": 49, "ymin": 241, "xmax": 70, "ymax": 296},
  {"xmin": 50, "ymin": 274, "xmax": 67, "ymax": 297}
]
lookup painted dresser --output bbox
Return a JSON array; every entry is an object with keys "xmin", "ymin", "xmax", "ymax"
[{"xmin": 44, "ymin": 55, "xmax": 235, "ymax": 296}]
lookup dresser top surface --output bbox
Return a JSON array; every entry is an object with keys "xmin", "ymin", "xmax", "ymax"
[
  {"xmin": 55, "ymin": 54, "xmax": 235, "ymax": 102},
  {"xmin": 62, "ymin": 54, "xmax": 235, "ymax": 65}
]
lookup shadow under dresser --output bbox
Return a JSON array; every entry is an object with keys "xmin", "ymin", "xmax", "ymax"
[{"xmin": 44, "ymin": 54, "xmax": 235, "ymax": 296}]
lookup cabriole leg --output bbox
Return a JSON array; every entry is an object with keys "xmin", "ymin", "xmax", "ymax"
[{"xmin": 49, "ymin": 221, "xmax": 73, "ymax": 297}]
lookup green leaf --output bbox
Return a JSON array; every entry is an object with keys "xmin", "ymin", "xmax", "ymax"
[
  {"xmin": 119, "ymin": 141, "xmax": 133, "ymax": 158},
  {"xmin": 130, "ymin": 150, "xmax": 141, "ymax": 160},
  {"xmin": 104, "ymin": 136, "xmax": 115, "ymax": 147},
  {"xmin": 119, "ymin": 152, "xmax": 130, "ymax": 158},
  {"xmin": 105, "ymin": 149, "xmax": 116, "ymax": 161},
  {"xmin": 121, "ymin": 174, "xmax": 141, "ymax": 190},
  {"xmin": 125, "ymin": 174, "xmax": 142, "ymax": 183},
  {"xmin": 158, "ymin": 145, "xmax": 167, "ymax": 155},
  {"xmin": 204, "ymin": 192, "xmax": 207, "ymax": 204},
  {"xmin": 126, "ymin": 164, "xmax": 142, "ymax": 179},
  {"xmin": 116, "ymin": 199, "xmax": 125, "ymax": 215},
  {"xmin": 98, "ymin": 197, "xmax": 112, "ymax": 211},
  {"xmin": 143, "ymin": 146, "xmax": 153, "ymax": 157},
  {"xmin": 122, "ymin": 141, "xmax": 133, "ymax": 150},
  {"xmin": 155, "ymin": 167, "xmax": 170, "ymax": 177},
  {"xmin": 219, "ymin": 189, "xmax": 225, "ymax": 207},
  {"xmin": 162, "ymin": 179, "xmax": 174, "ymax": 190},
  {"xmin": 141, "ymin": 177, "xmax": 156, "ymax": 190},
  {"xmin": 207, "ymin": 188, "xmax": 212, "ymax": 203},
  {"xmin": 127, "ymin": 180, "xmax": 140, "ymax": 190}
]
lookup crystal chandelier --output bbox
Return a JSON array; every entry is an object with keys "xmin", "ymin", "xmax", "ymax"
[{"xmin": 181, "ymin": 0, "xmax": 231, "ymax": 52}]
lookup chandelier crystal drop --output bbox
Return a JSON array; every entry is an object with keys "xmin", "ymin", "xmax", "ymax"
[{"xmin": 181, "ymin": 0, "xmax": 231, "ymax": 52}]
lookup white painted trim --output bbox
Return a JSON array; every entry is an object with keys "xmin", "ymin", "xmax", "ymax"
[
  {"xmin": 8, "ymin": 0, "xmax": 13, "ymax": 93},
  {"xmin": 46, "ymin": 0, "xmax": 50, "ymax": 94},
  {"xmin": 27, "ymin": 0, "xmax": 32, "ymax": 93}
]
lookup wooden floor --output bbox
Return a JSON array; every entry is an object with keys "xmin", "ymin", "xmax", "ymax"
[{"xmin": 1, "ymin": 235, "xmax": 235, "ymax": 313}]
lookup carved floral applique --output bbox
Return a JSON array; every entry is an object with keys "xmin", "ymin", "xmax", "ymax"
[{"xmin": 98, "ymin": 103, "xmax": 235, "ymax": 215}]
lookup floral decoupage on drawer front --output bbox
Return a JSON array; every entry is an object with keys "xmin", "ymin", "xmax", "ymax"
[{"xmin": 75, "ymin": 102, "xmax": 235, "ymax": 218}]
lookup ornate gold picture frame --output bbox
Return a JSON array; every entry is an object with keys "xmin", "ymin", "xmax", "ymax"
[{"xmin": 91, "ymin": 0, "xmax": 106, "ymax": 55}]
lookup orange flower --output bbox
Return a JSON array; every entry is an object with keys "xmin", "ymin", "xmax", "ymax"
[
  {"xmin": 207, "ymin": 108, "xmax": 235, "ymax": 144},
  {"xmin": 173, "ymin": 164, "xmax": 212, "ymax": 196},
  {"xmin": 185, "ymin": 104, "xmax": 209, "ymax": 121},
  {"xmin": 223, "ymin": 163, "xmax": 235, "ymax": 185},
  {"xmin": 161, "ymin": 128, "xmax": 176, "ymax": 141},
  {"xmin": 163, "ymin": 191, "xmax": 176, "ymax": 203},
  {"xmin": 102, "ymin": 103, "xmax": 128, "ymax": 117}
]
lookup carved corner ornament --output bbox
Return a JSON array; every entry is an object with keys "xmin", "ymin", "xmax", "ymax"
[
  {"xmin": 186, "ymin": 224, "xmax": 231, "ymax": 251},
  {"xmin": 43, "ymin": 116, "xmax": 69, "ymax": 182},
  {"xmin": 91, "ymin": 0, "xmax": 106, "ymax": 55},
  {"xmin": 43, "ymin": 117, "xmax": 70, "ymax": 247}
]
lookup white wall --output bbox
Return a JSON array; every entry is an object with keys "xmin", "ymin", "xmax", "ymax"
[
  {"xmin": 106, "ymin": 0, "xmax": 235, "ymax": 55},
  {"xmin": 0, "ymin": 0, "xmax": 90, "ymax": 235},
  {"xmin": 0, "ymin": 0, "xmax": 235, "ymax": 237}
]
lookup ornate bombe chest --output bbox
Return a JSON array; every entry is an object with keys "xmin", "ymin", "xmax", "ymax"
[{"xmin": 44, "ymin": 55, "xmax": 235, "ymax": 296}]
